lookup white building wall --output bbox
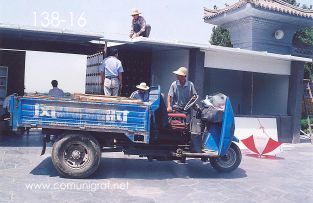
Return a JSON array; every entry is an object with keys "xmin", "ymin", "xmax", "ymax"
[{"xmin": 204, "ymin": 50, "xmax": 291, "ymax": 75}]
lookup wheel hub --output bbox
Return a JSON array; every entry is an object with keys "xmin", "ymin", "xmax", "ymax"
[
  {"xmin": 71, "ymin": 150, "xmax": 81, "ymax": 159},
  {"xmin": 221, "ymin": 154, "xmax": 230, "ymax": 161},
  {"xmin": 216, "ymin": 148, "xmax": 236, "ymax": 168},
  {"xmin": 63, "ymin": 143, "xmax": 89, "ymax": 168}
]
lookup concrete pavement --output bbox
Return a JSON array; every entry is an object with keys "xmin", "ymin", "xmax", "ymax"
[{"xmin": 0, "ymin": 133, "xmax": 312, "ymax": 203}]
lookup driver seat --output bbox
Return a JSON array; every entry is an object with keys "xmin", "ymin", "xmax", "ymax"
[{"xmin": 153, "ymin": 94, "xmax": 188, "ymax": 131}]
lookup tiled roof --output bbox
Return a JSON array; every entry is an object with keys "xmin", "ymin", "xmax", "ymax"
[{"xmin": 204, "ymin": 0, "xmax": 313, "ymax": 20}]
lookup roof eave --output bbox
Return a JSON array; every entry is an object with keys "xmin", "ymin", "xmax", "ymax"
[{"xmin": 204, "ymin": 1, "xmax": 313, "ymax": 22}]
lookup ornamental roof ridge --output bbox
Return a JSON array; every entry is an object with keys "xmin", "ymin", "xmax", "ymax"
[{"xmin": 204, "ymin": 0, "xmax": 313, "ymax": 20}]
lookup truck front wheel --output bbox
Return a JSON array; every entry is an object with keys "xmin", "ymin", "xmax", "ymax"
[
  {"xmin": 52, "ymin": 133, "xmax": 101, "ymax": 178},
  {"xmin": 209, "ymin": 142, "xmax": 242, "ymax": 172}
]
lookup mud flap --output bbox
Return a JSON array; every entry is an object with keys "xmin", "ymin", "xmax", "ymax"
[{"xmin": 41, "ymin": 135, "xmax": 49, "ymax": 155}]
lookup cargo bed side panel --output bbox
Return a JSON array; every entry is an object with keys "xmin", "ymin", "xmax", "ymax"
[{"xmin": 16, "ymin": 98, "xmax": 150, "ymax": 141}]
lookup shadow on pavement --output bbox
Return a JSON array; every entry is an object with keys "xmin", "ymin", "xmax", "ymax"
[
  {"xmin": 7, "ymin": 133, "xmax": 247, "ymax": 180},
  {"xmin": 0, "ymin": 132, "xmax": 43, "ymax": 147},
  {"xmin": 30, "ymin": 157, "xmax": 59, "ymax": 177},
  {"xmin": 92, "ymin": 157, "xmax": 247, "ymax": 180},
  {"xmin": 31, "ymin": 156, "xmax": 247, "ymax": 180}
]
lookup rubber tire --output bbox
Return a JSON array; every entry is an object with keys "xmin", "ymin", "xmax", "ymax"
[
  {"xmin": 210, "ymin": 143, "xmax": 242, "ymax": 173},
  {"xmin": 51, "ymin": 133, "xmax": 101, "ymax": 178}
]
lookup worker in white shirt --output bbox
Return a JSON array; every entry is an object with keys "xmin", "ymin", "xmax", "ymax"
[{"xmin": 99, "ymin": 48, "xmax": 124, "ymax": 96}]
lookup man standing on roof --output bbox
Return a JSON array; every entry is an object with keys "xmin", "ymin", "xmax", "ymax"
[
  {"xmin": 129, "ymin": 9, "xmax": 151, "ymax": 39},
  {"xmin": 100, "ymin": 48, "xmax": 124, "ymax": 96},
  {"xmin": 167, "ymin": 67, "xmax": 197, "ymax": 116},
  {"xmin": 48, "ymin": 80, "xmax": 64, "ymax": 98},
  {"xmin": 130, "ymin": 82, "xmax": 150, "ymax": 102}
]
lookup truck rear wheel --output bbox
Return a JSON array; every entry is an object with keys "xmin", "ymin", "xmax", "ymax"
[
  {"xmin": 52, "ymin": 133, "xmax": 101, "ymax": 178},
  {"xmin": 210, "ymin": 143, "xmax": 242, "ymax": 172}
]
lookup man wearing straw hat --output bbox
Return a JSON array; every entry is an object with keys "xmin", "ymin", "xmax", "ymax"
[
  {"xmin": 167, "ymin": 67, "xmax": 197, "ymax": 114},
  {"xmin": 129, "ymin": 8, "xmax": 151, "ymax": 39},
  {"xmin": 130, "ymin": 82, "xmax": 150, "ymax": 102}
]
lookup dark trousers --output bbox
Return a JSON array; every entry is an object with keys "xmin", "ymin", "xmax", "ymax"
[{"xmin": 133, "ymin": 25, "xmax": 151, "ymax": 37}]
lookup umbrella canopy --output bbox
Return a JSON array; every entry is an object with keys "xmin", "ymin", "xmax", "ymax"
[{"xmin": 241, "ymin": 135, "xmax": 282, "ymax": 156}]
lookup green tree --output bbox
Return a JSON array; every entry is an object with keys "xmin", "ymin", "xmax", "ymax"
[
  {"xmin": 282, "ymin": 0, "xmax": 313, "ymax": 46},
  {"xmin": 210, "ymin": 26, "xmax": 232, "ymax": 47},
  {"xmin": 304, "ymin": 63, "xmax": 313, "ymax": 80},
  {"xmin": 294, "ymin": 27, "xmax": 313, "ymax": 47}
]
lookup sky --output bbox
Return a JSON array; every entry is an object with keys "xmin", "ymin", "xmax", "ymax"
[{"xmin": 0, "ymin": 0, "xmax": 312, "ymax": 93}]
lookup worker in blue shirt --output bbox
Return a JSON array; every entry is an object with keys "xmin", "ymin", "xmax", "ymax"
[
  {"xmin": 167, "ymin": 67, "xmax": 197, "ymax": 112},
  {"xmin": 48, "ymin": 80, "xmax": 65, "ymax": 98},
  {"xmin": 99, "ymin": 48, "xmax": 124, "ymax": 96},
  {"xmin": 130, "ymin": 82, "xmax": 150, "ymax": 102}
]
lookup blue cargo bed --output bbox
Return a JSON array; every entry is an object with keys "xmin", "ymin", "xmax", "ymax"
[{"xmin": 9, "ymin": 87, "xmax": 160, "ymax": 144}]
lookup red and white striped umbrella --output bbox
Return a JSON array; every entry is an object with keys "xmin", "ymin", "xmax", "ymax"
[{"xmin": 240, "ymin": 119, "xmax": 282, "ymax": 156}]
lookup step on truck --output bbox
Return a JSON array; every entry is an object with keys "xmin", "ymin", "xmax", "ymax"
[{"xmin": 8, "ymin": 86, "xmax": 241, "ymax": 178}]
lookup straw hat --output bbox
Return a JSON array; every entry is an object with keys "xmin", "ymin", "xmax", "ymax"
[
  {"xmin": 136, "ymin": 82, "xmax": 149, "ymax": 90},
  {"xmin": 173, "ymin": 67, "xmax": 188, "ymax": 76},
  {"xmin": 131, "ymin": 9, "xmax": 141, "ymax": 16}
]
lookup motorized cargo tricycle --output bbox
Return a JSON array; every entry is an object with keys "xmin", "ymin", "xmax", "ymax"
[{"xmin": 8, "ymin": 86, "xmax": 241, "ymax": 178}]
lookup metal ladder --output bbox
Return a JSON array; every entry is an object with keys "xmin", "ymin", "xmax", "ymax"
[{"xmin": 301, "ymin": 79, "xmax": 313, "ymax": 144}]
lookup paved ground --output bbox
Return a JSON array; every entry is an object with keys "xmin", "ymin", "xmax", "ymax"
[{"xmin": 0, "ymin": 132, "xmax": 312, "ymax": 203}]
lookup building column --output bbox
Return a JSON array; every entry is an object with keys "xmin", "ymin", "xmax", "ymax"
[
  {"xmin": 0, "ymin": 50, "xmax": 25, "ymax": 95},
  {"xmin": 188, "ymin": 49, "xmax": 205, "ymax": 99},
  {"xmin": 287, "ymin": 61, "xmax": 305, "ymax": 143},
  {"xmin": 0, "ymin": 50, "xmax": 26, "ymax": 134}
]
